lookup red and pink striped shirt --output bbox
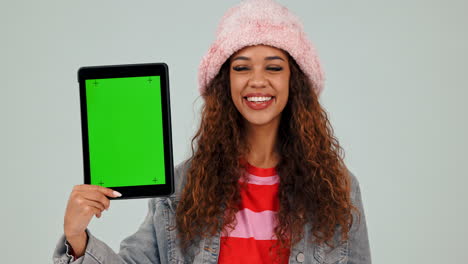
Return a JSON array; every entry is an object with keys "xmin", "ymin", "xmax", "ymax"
[{"xmin": 218, "ymin": 159, "xmax": 289, "ymax": 263}]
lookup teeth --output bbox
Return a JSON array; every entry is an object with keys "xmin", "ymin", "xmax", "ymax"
[{"xmin": 246, "ymin": 96, "xmax": 272, "ymax": 102}]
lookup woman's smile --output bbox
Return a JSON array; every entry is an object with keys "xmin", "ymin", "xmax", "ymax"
[{"xmin": 243, "ymin": 93, "xmax": 276, "ymax": 110}]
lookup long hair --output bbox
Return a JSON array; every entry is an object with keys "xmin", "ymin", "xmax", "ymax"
[{"xmin": 175, "ymin": 53, "xmax": 359, "ymax": 259}]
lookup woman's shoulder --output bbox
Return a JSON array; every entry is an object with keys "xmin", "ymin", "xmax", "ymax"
[
  {"xmin": 148, "ymin": 158, "xmax": 192, "ymax": 206},
  {"xmin": 345, "ymin": 168, "xmax": 364, "ymax": 204},
  {"xmin": 344, "ymin": 167, "xmax": 369, "ymax": 234},
  {"xmin": 172, "ymin": 158, "xmax": 192, "ymax": 198}
]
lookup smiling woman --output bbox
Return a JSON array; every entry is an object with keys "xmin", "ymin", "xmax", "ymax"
[
  {"xmin": 53, "ymin": 0, "xmax": 371, "ymax": 263},
  {"xmin": 177, "ymin": 33, "xmax": 372, "ymax": 262}
]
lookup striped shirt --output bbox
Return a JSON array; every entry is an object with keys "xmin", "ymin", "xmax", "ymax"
[{"xmin": 218, "ymin": 160, "xmax": 289, "ymax": 263}]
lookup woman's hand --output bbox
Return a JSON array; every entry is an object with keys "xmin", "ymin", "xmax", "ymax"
[{"xmin": 63, "ymin": 184, "xmax": 121, "ymax": 257}]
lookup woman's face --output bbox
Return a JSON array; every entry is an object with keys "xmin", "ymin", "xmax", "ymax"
[{"xmin": 229, "ymin": 45, "xmax": 290, "ymax": 128}]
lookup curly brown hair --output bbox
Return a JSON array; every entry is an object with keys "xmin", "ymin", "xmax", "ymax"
[{"xmin": 175, "ymin": 52, "xmax": 359, "ymax": 260}]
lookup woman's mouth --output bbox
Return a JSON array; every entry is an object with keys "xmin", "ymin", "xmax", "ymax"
[{"xmin": 243, "ymin": 96, "xmax": 275, "ymax": 110}]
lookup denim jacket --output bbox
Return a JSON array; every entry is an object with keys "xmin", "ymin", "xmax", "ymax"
[{"xmin": 53, "ymin": 159, "xmax": 371, "ymax": 264}]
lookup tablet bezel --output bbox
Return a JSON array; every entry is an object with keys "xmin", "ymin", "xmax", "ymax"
[{"xmin": 78, "ymin": 63, "xmax": 174, "ymax": 199}]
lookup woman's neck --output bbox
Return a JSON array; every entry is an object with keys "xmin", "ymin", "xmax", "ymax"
[{"xmin": 244, "ymin": 119, "xmax": 280, "ymax": 168}]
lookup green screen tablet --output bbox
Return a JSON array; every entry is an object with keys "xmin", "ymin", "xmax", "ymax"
[{"xmin": 78, "ymin": 63, "xmax": 174, "ymax": 199}]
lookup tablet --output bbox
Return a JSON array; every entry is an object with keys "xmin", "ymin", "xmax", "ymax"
[{"xmin": 78, "ymin": 63, "xmax": 174, "ymax": 199}]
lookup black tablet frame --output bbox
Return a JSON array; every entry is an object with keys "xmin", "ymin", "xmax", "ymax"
[{"xmin": 78, "ymin": 63, "xmax": 174, "ymax": 199}]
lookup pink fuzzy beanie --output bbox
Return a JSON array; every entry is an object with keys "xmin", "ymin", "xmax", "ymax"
[{"xmin": 198, "ymin": 0, "xmax": 325, "ymax": 97}]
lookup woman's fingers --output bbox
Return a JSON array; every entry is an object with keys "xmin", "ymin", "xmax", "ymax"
[
  {"xmin": 77, "ymin": 190, "xmax": 110, "ymax": 211},
  {"xmin": 73, "ymin": 184, "xmax": 121, "ymax": 210},
  {"xmin": 81, "ymin": 198, "xmax": 106, "ymax": 212},
  {"xmin": 79, "ymin": 200, "xmax": 102, "ymax": 216},
  {"xmin": 73, "ymin": 184, "xmax": 121, "ymax": 198}
]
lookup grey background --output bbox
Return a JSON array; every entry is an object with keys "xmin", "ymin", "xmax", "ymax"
[{"xmin": 1, "ymin": 0, "xmax": 467, "ymax": 263}]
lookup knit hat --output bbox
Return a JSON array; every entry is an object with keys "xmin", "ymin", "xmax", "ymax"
[{"xmin": 198, "ymin": 0, "xmax": 325, "ymax": 97}]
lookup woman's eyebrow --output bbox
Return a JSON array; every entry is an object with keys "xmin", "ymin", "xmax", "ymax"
[
  {"xmin": 231, "ymin": 56, "xmax": 285, "ymax": 61},
  {"xmin": 232, "ymin": 56, "xmax": 250, "ymax": 61},
  {"xmin": 265, "ymin": 56, "xmax": 285, "ymax": 61}
]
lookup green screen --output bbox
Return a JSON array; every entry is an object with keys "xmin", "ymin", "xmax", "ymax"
[{"xmin": 85, "ymin": 76, "xmax": 165, "ymax": 187}]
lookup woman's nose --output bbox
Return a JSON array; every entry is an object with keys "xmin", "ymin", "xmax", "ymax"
[{"xmin": 248, "ymin": 70, "xmax": 267, "ymax": 88}]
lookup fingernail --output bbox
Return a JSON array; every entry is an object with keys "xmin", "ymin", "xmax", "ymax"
[{"xmin": 113, "ymin": 191, "xmax": 122, "ymax": 197}]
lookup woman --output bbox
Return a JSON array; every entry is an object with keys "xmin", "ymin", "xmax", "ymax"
[{"xmin": 54, "ymin": 0, "xmax": 371, "ymax": 263}]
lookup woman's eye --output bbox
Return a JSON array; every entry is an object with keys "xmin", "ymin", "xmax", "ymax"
[
  {"xmin": 267, "ymin": 67, "xmax": 283, "ymax": 71},
  {"xmin": 233, "ymin": 66, "xmax": 249, "ymax": 71}
]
